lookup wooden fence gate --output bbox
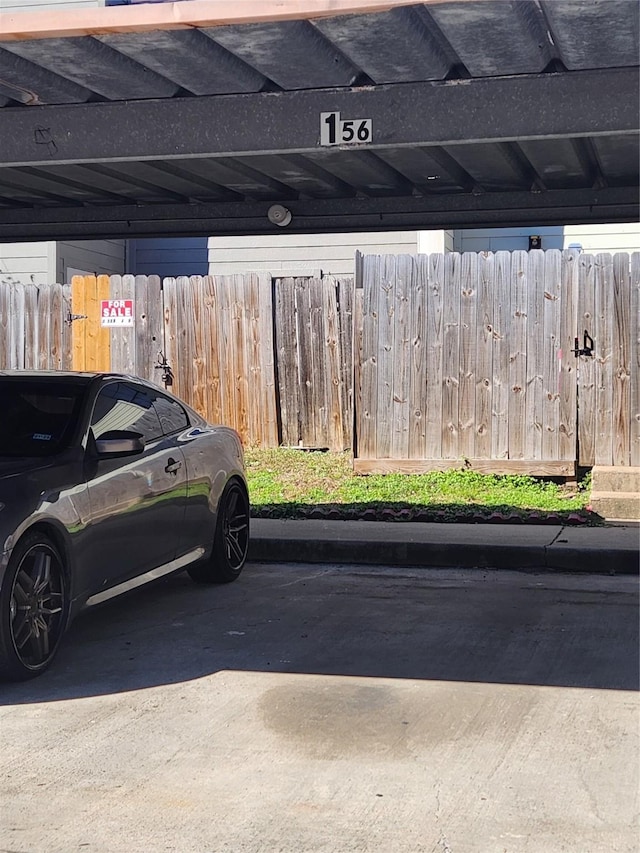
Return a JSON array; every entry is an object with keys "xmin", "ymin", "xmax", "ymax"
[
  {"xmin": 354, "ymin": 250, "xmax": 639, "ymax": 475},
  {"xmin": 70, "ymin": 272, "xmax": 353, "ymax": 451}
]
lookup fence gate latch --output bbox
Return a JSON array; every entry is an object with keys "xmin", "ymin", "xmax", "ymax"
[
  {"xmin": 155, "ymin": 351, "xmax": 174, "ymax": 388},
  {"xmin": 65, "ymin": 311, "xmax": 87, "ymax": 326},
  {"xmin": 572, "ymin": 330, "xmax": 594, "ymax": 358}
]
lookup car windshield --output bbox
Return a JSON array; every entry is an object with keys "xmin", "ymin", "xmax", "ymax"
[{"xmin": 0, "ymin": 379, "xmax": 86, "ymax": 457}]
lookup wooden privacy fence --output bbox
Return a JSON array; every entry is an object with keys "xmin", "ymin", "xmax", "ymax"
[
  {"xmin": 0, "ymin": 280, "xmax": 71, "ymax": 371},
  {"xmin": 70, "ymin": 273, "xmax": 354, "ymax": 451},
  {"xmin": 354, "ymin": 250, "xmax": 639, "ymax": 474},
  {"xmin": 1, "ymin": 252, "xmax": 637, "ymax": 474}
]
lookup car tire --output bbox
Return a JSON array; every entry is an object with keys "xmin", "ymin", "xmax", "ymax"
[
  {"xmin": 0, "ymin": 532, "xmax": 69, "ymax": 682},
  {"xmin": 188, "ymin": 480, "xmax": 250, "ymax": 585}
]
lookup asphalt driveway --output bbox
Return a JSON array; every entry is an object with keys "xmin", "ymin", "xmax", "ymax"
[{"xmin": 1, "ymin": 562, "xmax": 638, "ymax": 853}]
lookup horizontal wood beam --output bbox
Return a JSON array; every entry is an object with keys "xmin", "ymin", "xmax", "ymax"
[
  {"xmin": 0, "ymin": 187, "xmax": 636, "ymax": 241},
  {"xmin": 0, "ymin": 69, "xmax": 636, "ymax": 169},
  {"xmin": 353, "ymin": 459, "xmax": 577, "ymax": 477}
]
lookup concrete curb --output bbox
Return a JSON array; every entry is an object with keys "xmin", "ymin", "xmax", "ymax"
[{"xmin": 248, "ymin": 519, "xmax": 639, "ymax": 575}]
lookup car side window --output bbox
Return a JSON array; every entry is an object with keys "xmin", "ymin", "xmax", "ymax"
[
  {"xmin": 91, "ymin": 382, "xmax": 164, "ymax": 444},
  {"xmin": 153, "ymin": 393, "xmax": 190, "ymax": 436}
]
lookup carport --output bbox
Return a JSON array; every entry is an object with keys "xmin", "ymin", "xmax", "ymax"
[
  {"xmin": 0, "ymin": 0, "xmax": 639, "ymax": 504},
  {"xmin": 0, "ymin": 0, "xmax": 637, "ymax": 240}
]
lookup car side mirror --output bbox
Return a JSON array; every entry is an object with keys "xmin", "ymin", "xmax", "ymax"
[{"xmin": 95, "ymin": 430, "xmax": 145, "ymax": 458}]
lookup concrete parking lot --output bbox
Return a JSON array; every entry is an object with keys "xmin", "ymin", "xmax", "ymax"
[{"xmin": 1, "ymin": 562, "xmax": 638, "ymax": 853}]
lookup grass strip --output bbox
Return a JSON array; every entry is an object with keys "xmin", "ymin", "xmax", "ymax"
[{"xmin": 245, "ymin": 448, "xmax": 596, "ymax": 525}]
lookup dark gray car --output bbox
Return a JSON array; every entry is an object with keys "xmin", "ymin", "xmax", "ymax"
[{"xmin": 0, "ymin": 371, "xmax": 250, "ymax": 681}]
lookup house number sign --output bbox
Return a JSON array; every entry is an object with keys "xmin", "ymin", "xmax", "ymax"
[{"xmin": 320, "ymin": 111, "xmax": 373, "ymax": 146}]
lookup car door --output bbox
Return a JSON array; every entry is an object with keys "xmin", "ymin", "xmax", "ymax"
[{"xmin": 80, "ymin": 381, "xmax": 188, "ymax": 598}]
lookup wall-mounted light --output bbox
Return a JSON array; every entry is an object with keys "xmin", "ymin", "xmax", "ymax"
[
  {"xmin": 528, "ymin": 235, "xmax": 542, "ymax": 250},
  {"xmin": 267, "ymin": 205, "xmax": 292, "ymax": 227}
]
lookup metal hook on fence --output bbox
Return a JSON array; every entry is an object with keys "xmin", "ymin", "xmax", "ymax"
[{"xmin": 155, "ymin": 350, "xmax": 174, "ymax": 388}]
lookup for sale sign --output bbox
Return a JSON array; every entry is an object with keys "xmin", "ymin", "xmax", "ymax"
[{"xmin": 101, "ymin": 299, "xmax": 134, "ymax": 327}]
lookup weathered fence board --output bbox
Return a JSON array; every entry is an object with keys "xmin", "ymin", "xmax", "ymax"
[
  {"xmin": 322, "ymin": 276, "xmax": 344, "ymax": 452},
  {"xmin": 136, "ymin": 274, "xmax": 163, "ymax": 382},
  {"xmin": 509, "ymin": 251, "xmax": 528, "ymax": 459},
  {"xmin": 475, "ymin": 251, "xmax": 494, "ymax": 460},
  {"xmin": 631, "ymin": 253, "xmax": 640, "ymax": 467},
  {"xmin": 50, "ymin": 283, "xmax": 66, "ymax": 372},
  {"xmin": 337, "ymin": 277, "xmax": 354, "ymax": 450},
  {"xmin": 0, "ymin": 284, "xmax": 9, "ymax": 369},
  {"xmin": 559, "ymin": 251, "xmax": 578, "ymax": 462},
  {"xmin": 10, "ymin": 284, "xmax": 25, "ymax": 370},
  {"xmin": 376, "ymin": 257, "xmax": 395, "ymax": 458},
  {"xmin": 162, "ymin": 276, "xmax": 180, "ymax": 396},
  {"xmin": 425, "ymin": 253, "xmax": 444, "ymax": 458},
  {"xmin": 357, "ymin": 256, "xmax": 378, "ymax": 458},
  {"xmin": 274, "ymin": 276, "xmax": 299, "ymax": 447},
  {"xmin": 307, "ymin": 278, "xmax": 326, "ymax": 446},
  {"xmin": 577, "ymin": 254, "xmax": 596, "ymax": 466},
  {"xmin": 492, "ymin": 252, "xmax": 511, "ymax": 461},
  {"xmin": 110, "ymin": 275, "xmax": 135, "ymax": 376},
  {"xmin": 525, "ymin": 251, "xmax": 545, "ymax": 461},
  {"xmin": 0, "ymin": 281, "xmax": 69, "ymax": 373},
  {"xmin": 23, "ymin": 284, "xmax": 38, "ymax": 370},
  {"xmin": 594, "ymin": 255, "xmax": 614, "ymax": 466},
  {"xmin": 541, "ymin": 250, "xmax": 562, "ymax": 463},
  {"xmin": 408, "ymin": 256, "xmax": 426, "ymax": 459},
  {"xmin": 459, "ymin": 252, "xmax": 477, "ymax": 460},
  {"xmin": 200, "ymin": 275, "xmax": 222, "ymax": 427},
  {"xmin": 612, "ymin": 254, "xmax": 631, "ymax": 467},
  {"xmin": 391, "ymin": 255, "xmax": 411, "ymax": 459},
  {"xmin": 441, "ymin": 253, "xmax": 460, "ymax": 460}
]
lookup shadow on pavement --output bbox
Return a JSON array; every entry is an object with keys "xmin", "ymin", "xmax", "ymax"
[{"xmin": 1, "ymin": 561, "xmax": 637, "ymax": 705}]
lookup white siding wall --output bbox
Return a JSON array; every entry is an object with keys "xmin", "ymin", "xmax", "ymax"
[
  {"xmin": 453, "ymin": 223, "xmax": 640, "ymax": 254},
  {"xmin": 417, "ymin": 229, "xmax": 454, "ymax": 254},
  {"xmin": 560, "ymin": 223, "xmax": 640, "ymax": 254},
  {"xmin": 0, "ymin": 242, "xmax": 56, "ymax": 285},
  {"xmin": 207, "ymin": 231, "xmax": 419, "ymax": 278},
  {"xmin": 57, "ymin": 240, "xmax": 126, "ymax": 282}
]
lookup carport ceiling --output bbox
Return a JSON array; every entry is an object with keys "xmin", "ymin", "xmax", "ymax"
[{"xmin": 0, "ymin": 0, "xmax": 638, "ymax": 240}]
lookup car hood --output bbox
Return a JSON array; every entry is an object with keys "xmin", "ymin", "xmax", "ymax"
[
  {"xmin": 0, "ymin": 456, "xmax": 57, "ymax": 480},
  {"xmin": 0, "ymin": 453, "xmax": 86, "ymax": 553},
  {"xmin": 0, "ymin": 452, "xmax": 84, "ymax": 510}
]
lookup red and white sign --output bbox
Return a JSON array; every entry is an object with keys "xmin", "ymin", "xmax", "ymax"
[{"xmin": 100, "ymin": 299, "xmax": 134, "ymax": 327}]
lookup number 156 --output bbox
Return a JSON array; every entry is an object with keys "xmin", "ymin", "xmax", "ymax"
[{"xmin": 320, "ymin": 112, "xmax": 373, "ymax": 146}]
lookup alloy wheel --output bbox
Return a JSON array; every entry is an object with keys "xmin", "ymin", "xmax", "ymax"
[
  {"xmin": 221, "ymin": 485, "xmax": 249, "ymax": 570},
  {"xmin": 10, "ymin": 544, "xmax": 66, "ymax": 670}
]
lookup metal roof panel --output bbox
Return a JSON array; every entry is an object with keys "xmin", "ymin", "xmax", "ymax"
[
  {"xmin": 0, "ymin": 35, "xmax": 180, "ymax": 99},
  {"xmin": 205, "ymin": 20, "xmax": 359, "ymax": 89},
  {"xmin": 0, "ymin": 44, "xmax": 91, "ymax": 104},
  {"xmin": 98, "ymin": 28, "xmax": 267, "ymax": 95},
  {"xmin": 593, "ymin": 135, "xmax": 640, "ymax": 184},
  {"xmin": 426, "ymin": 0, "xmax": 553, "ymax": 75},
  {"xmin": 542, "ymin": 0, "xmax": 640, "ymax": 70},
  {"xmin": 313, "ymin": 6, "xmax": 452, "ymax": 83}
]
